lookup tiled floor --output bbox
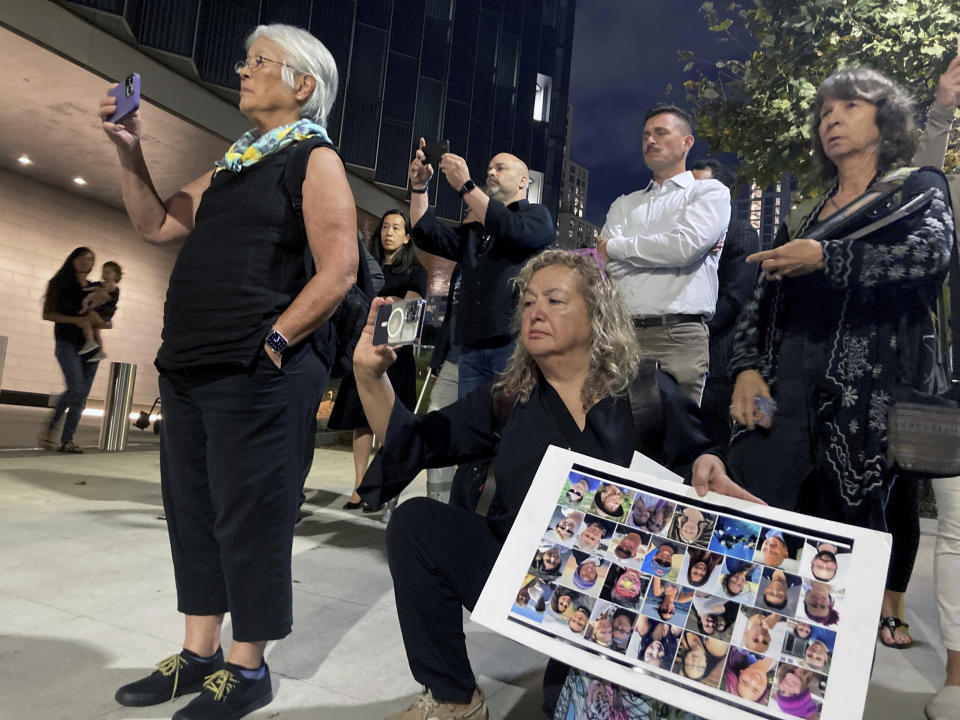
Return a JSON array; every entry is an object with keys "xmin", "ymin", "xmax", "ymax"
[{"xmin": 0, "ymin": 408, "xmax": 949, "ymax": 719}]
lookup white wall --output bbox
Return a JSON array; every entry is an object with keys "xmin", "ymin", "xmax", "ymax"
[{"xmin": 0, "ymin": 167, "xmax": 177, "ymax": 408}]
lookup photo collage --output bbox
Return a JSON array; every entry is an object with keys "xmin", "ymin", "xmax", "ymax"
[{"xmin": 509, "ymin": 470, "xmax": 854, "ymax": 719}]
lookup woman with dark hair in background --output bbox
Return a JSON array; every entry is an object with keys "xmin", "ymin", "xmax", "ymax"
[
  {"xmin": 729, "ymin": 66, "xmax": 955, "ymax": 650},
  {"xmin": 40, "ymin": 246, "xmax": 101, "ymax": 453},
  {"xmin": 329, "ymin": 208, "xmax": 427, "ymax": 510}
]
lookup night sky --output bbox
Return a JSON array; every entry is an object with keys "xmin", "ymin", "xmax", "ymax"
[{"xmin": 569, "ymin": 1, "xmax": 751, "ymax": 227}]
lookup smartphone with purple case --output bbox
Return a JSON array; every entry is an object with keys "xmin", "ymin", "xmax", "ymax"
[{"xmin": 107, "ymin": 73, "xmax": 140, "ymax": 123}]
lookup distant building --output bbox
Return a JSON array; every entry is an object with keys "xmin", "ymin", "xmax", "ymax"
[
  {"xmin": 557, "ymin": 105, "xmax": 598, "ymax": 249},
  {"xmin": 736, "ymin": 171, "xmax": 798, "ymax": 249}
]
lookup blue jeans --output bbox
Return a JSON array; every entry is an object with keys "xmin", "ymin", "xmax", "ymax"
[
  {"xmin": 49, "ymin": 340, "xmax": 100, "ymax": 444},
  {"xmin": 457, "ymin": 341, "xmax": 515, "ymax": 398}
]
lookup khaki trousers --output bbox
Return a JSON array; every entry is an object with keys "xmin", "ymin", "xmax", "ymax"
[{"xmin": 632, "ymin": 320, "xmax": 709, "ymax": 404}]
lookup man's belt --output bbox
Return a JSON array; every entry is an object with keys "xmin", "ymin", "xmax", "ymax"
[{"xmin": 632, "ymin": 314, "xmax": 703, "ymax": 329}]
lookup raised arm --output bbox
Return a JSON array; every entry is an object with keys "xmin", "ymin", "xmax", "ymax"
[
  {"xmin": 353, "ymin": 297, "xmax": 399, "ymax": 440},
  {"xmin": 913, "ymin": 55, "xmax": 960, "ymax": 168},
  {"xmin": 408, "ymin": 137, "xmax": 435, "ymax": 227},
  {"xmin": 99, "ymin": 92, "xmax": 211, "ymax": 245}
]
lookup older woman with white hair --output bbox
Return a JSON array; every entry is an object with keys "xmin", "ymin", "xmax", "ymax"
[{"xmin": 99, "ymin": 24, "xmax": 357, "ymax": 720}]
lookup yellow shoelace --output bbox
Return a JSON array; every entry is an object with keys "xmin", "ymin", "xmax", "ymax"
[
  {"xmin": 201, "ymin": 669, "xmax": 238, "ymax": 701},
  {"xmin": 155, "ymin": 654, "xmax": 188, "ymax": 700}
]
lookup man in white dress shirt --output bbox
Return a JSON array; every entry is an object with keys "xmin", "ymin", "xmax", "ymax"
[{"xmin": 597, "ymin": 104, "xmax": 730, "ymax": 403}]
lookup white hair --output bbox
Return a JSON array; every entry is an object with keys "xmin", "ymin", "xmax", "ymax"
[{"xmin": 246, "ymin": 24, "xmax": 338, "ymax": 127}]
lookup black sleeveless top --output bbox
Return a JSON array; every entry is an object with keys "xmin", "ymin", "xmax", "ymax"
[{"xmin": 156, "ymin": 139, "xmax": 334, "ymax": 370}]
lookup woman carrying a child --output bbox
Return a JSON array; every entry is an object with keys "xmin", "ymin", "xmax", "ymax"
[{"xmin": 40, "ymin": 247, "xmax": 103, "ymax": 453}]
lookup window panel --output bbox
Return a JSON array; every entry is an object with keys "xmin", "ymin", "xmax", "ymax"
[
  {"xmin": 446, "ymin": 41, "xmax": 476, "ymax": 103},
  {"xmin": 260, "ymin": 0, "xmax": 310, "ymax": 26},
  {"xmin": 467, "ymin": 120, "xmax": 492, "ymax": 180},
  {"xmin": 382, "ymin": 52, "xmax": 419, "ymax": 122},
  {"xmin": 349, "ymin": 24, "xmax": 388, "ymax": 99},
  {"xmin": 493, "ymin": 86, "xmax": 515, "ymax": 142},
  {"xmin": 496, "ymin": 32, "xmax": 518, "ymax": 88},
  {"xmin": 452, "ymin": 0, "xmax": 480, "ymax": 45},
  {"xmin": 425, "ymin": 0, "xmax": 451, "ymax": 19},
  {"xmin": 356, "ymin": 0, "xmax": 391, "ymax": 28},
  {"xmin": 340, "ymin": 94, "xmax": 381, "ymax": 167},
  {"xmin": 414, "ymin": 77, "xmax": 445, "ymax": 144},
  {"xmin": 375, "ymin": 120, "xmax": 413, "ymax": 187},
  {"xmin": 471, "ymin": 67, "xmax": 495, "ymax": 122},
  {"xmin": 420, "ymin": 15, "xmax": 451, "ymax": 81},
  {"xmin": 389, "ymin": 0, "xmax": 425, "ymax": 56},
  {"xmin": 195, "ymin": 0, "xmax": 256, "ymax": 88}
]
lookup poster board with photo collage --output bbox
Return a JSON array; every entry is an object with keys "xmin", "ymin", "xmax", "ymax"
[{"xmin": 471, "ymin": 446, "xmax": 891, "ymax": 720}]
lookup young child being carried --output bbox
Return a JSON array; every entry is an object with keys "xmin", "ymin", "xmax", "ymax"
[{"xmin": 80, "ymin": 261, "xmax": 122, "ymax": 362}]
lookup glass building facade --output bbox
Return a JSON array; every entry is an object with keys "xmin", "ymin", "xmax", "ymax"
[{"xmin": 64, "ymin": 0, "xmax": 576, "ymax": 223}]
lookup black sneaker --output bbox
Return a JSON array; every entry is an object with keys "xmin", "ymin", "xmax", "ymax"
[
  {"xmin": 171, "ymin": 662, "xmax": 273, "ymax": 720},
  {"xmin": 115, "ymin": 648, "xmax": 224, "ymax": 706}
]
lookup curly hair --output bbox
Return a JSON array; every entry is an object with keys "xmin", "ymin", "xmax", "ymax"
[
  {"xmin": 811, "ymin": 66, "xmax": 916, "ymax": 183},
  {"xmin": 493, "ymin": 250, "xmax": 641, "ymax": 409}
]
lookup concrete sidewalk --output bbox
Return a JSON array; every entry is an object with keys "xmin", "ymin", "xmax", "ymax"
[{"xmin": 0, "ymin": 407, "xmax": 948, "ymax": 719}]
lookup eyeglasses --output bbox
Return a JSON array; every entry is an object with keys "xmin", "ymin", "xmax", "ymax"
[{"xmin": 234, "ymin": 55, "xmax": 306, "ymax": 75}]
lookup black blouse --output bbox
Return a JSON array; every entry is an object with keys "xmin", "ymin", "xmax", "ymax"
[
  {"xmin": 376, "ymin": 370, "xmax": 715, "ymax": 541},
  {"xmin": 379, "ymin": 262, "xmax": 427, "ymax": 300}
]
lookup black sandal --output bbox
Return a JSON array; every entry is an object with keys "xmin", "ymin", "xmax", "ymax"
[
  {"xmin": 342, "ymin": 500, "xmax": 363, "ymax": 510},
  {"xmin": 58, "ymin": 442, "xmax": 84, "ymax": 454},
  {"xmin": 878, "ymin": 616, "xmax": 913, "ymax": 649}
]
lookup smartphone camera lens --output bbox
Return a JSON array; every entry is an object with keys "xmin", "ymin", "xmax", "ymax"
[{"xmin": 125, "ymin": 78, "xmax": 134, "ymax": 96}]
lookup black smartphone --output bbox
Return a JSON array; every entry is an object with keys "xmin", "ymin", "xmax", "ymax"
[
  {"xmin": 372, "ymin": 298, "xmax": 427, "ymax": 347},
  {"xmin": 421, "ymin": 139, "xmax": 450, "ymax": 167}
]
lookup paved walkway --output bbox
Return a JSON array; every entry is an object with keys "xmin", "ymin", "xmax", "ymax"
[{"xmin": 0, "ymin": 408, "xmax": 947, "ymax": 718}]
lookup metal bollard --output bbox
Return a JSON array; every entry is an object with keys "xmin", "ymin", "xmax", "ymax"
[{"xmin": 98, "ymin": 361, "xmax": 136, "ymax": 451}]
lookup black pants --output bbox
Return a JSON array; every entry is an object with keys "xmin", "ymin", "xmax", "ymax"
[
  {"xmin": 386, "ymin": 497, "xmax": 502, "ymax": 703},
  {"xmin": 699, "ymin": 375, "xmax": 734, "ymax": 450},
  {"xmin": 159, "ymin": 343, "xmax": 327, "ymax": 641},
  {"xmin": 883, "ymin": 473, "xmax": 920, "ymax": 594},
  {"xmin": 728, "ymin": 404, "xmax": 920, "ymax": 593}
]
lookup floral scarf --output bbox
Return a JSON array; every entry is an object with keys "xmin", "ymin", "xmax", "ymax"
[{"xmin": 214, "ymin": 118, "xmax": 330, "ymax": 174}]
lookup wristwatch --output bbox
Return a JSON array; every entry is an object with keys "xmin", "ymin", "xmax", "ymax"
[
  {"xmin": 458, "ymin": 179, "xmax": 477, "ymax": 198},
  {"xmin": 265, "ymin": 329, "xmax": 288, "ymax": 354},
  {"xmin": 410, "ymin": 184, "xmax": 429, "ymax": 194}
]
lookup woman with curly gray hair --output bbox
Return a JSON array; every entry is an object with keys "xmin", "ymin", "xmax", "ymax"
[
  {"xmin": 351, "ymin": 249, "xmax": 761, "ymax": 720},
  {"xmin": 728, "ymin": 66, "xmax": 955, "ymax": 650}
]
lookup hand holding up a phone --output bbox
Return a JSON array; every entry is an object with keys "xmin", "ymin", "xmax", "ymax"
[
  {"xmin": 98, "ymin": 80, "xmax": 142, "ymax": 154},
  {"xmin": 352, "ymin": 297, "xmax": 398, "ymax": 380},
  {"xmin": 409, "ymin": 138, "xmax": 435, "ymax": 190}
]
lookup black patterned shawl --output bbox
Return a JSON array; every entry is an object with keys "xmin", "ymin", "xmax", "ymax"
[{"xmin": 729, "ymin": 167, "xmax": 955, "ymax": 526}]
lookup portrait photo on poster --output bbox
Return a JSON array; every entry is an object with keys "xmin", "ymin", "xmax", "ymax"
[{"xmin": 471, "ymin": 446, "xmax": 892, "ymax": 720}]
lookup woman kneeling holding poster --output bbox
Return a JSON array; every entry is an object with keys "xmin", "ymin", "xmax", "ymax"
[{"xmin": 352, "ymin": 250, "xmax": 761, "ymax": 720}]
